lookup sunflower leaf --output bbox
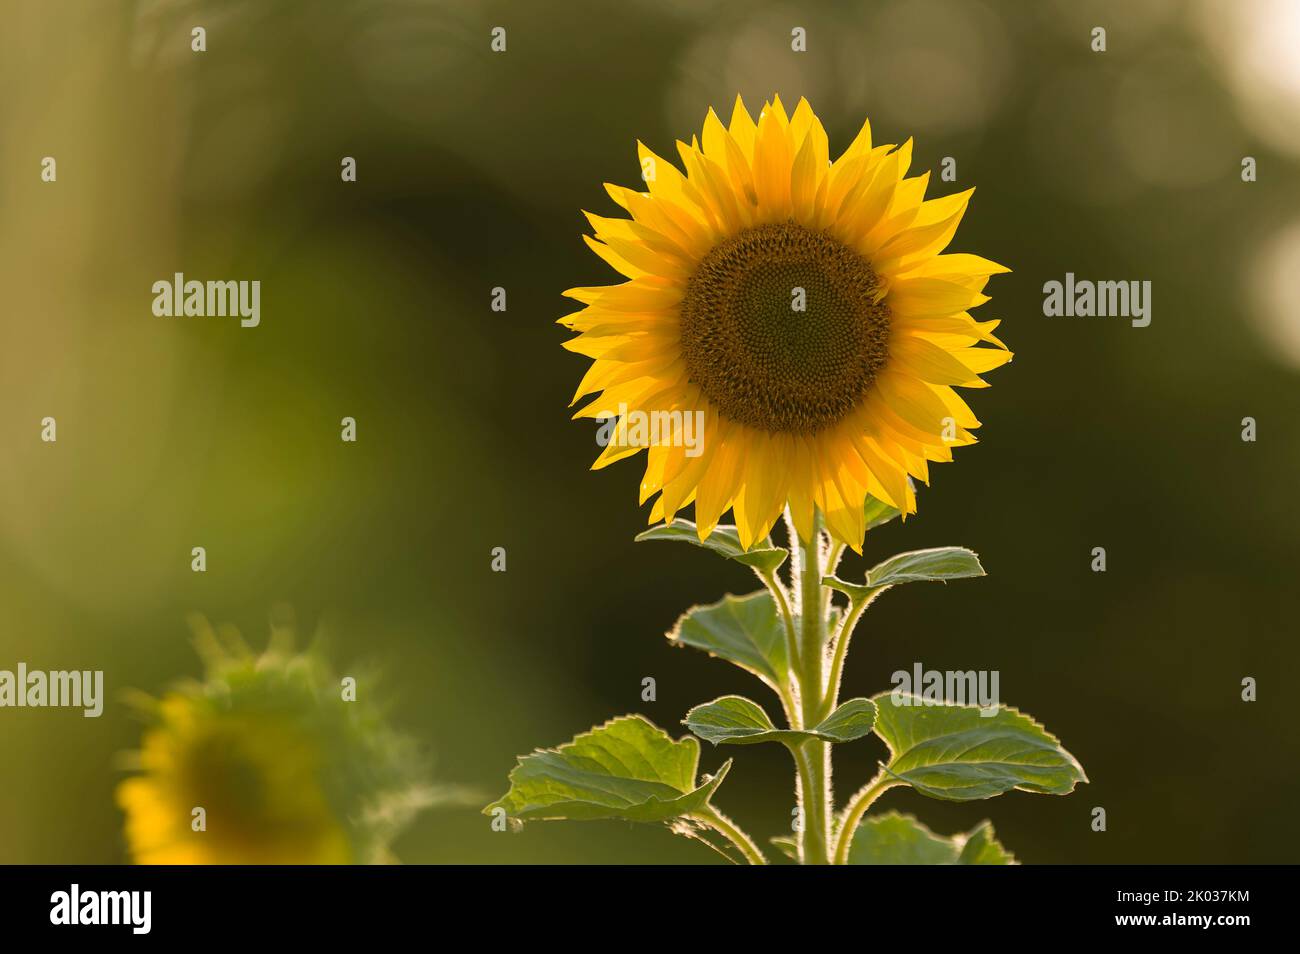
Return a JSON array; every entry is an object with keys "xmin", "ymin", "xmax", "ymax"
[
  {"xmin": 823, "ymin": 547, "xmax": 981, "ymax": 603},
  {"xmin": 770, "ymin": 834, "xmax": 800, "ymax": 862},
  {"xmin": 484, "ymin": 715, "xmax": 730, "ymax": 823},
  {"xmin": 636, "ymin": 520, "xmax": 788, "ymax": 573},
  {"xmin": 668, "ymin": 591, "xmax": 790, "ymax": 689},
  {"xmin": 815, "ymin": 697, "xmax": 879, "ymax": 741},
  {"xmin": 864, "ymin": 497, "xmax": 902, "ymax": 530},
  {"xmin": 957, "ymin": 820, "xmax": 1017, "ymax": 864},
  {"xmin": 865, "ymin": 546, "xmax": 985, "ymax": 588},
  {"xmin": 685, "ymin": 695, "xmax": 875, "ymax": 746},
  {"xmin": 822, "ymin": 575, "xmax": 882, "ymax": 603},
  {"xmin": 848, "ymin": 811, "xmax": 960, "ymax": 864},
  {"xmin": 848, "ymin": 811, "xmax": 1016, "ymax": 864},
  {"xmin": 872, "ymin": 692, "xmax": 1087, "ymax": 801}
]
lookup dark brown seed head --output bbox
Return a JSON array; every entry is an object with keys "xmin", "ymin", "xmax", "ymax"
[{"xmin": 678, "ymin": 222, "xmax": 891, "ymax": 434}]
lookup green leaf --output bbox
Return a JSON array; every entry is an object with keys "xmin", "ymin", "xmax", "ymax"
[
  {"xmin": 822, "ymin": 575, "xmax": 881, "ymax": 603},
  {"xmin": 958, "ymin": 820, "xmax": 1016, "ymax": 864},
  {"xmin": 823, "ymin": 546, "xmax": 981, "ymax": 605},
  {"xmin": 814, "ymin": 698, "xmax": 878, "ymax": 741},
  {"xmin": 849, "ymin": 812, "xmax": 960, "ymax": 864},
  {"xmin": 872, "ymin": 692, "xmax": 1087, "ymax": 801},
  {"xmin": 769, "ymin": 834, "xmax": 799, "ymax": 862},
  {"xmin": 668, "ymin": 591, "xmax": 789, "ymax": 689},
  {"xmin": 848, "ymin": 812, "xmax": 1016, "ymax": 864},
  {"xmin": 636, "ymin": 521, "xmax": 788, "ymax": 573},
  {"xmin": 866, "ymin": 547, "xmax": 985, "ymax": 588},
  {"xmin": 863, "ymin": 497, "xmax": 902, "ymax": 530},
  {"xmin": 685, "ymin": 696, "xmax": 782, "ymax": 745},
  {"xmin": 684, "ymin": 695, "xmax": 876, "ymax": 746},
  {"xmin": 485, "ymin": 715, "xmax": 731, "ymax": 822}
]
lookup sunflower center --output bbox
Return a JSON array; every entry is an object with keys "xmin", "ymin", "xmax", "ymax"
[{"xmin": 679, "ymin": 222, "xmax": 890, "ymax": 434}]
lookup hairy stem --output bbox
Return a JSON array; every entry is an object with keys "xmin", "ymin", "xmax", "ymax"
[
  {"xmin": 832, "ymin": 770, "xmax": 901, "ymax": 865},
  {"xmin": 692, "ymin": 805, "xmax": 767, "ymax": 865},
  {"xmin": 825, "ymin": 540, "xmax": 847, "ymax": 585},
  {"xmin": 795, "ymin": 512, "xmax": 832, "ymax": 864},
  {"xmin": 818, "ymin": 587, "xmax": 882, "ymax": 723},
  {"xmin": 798, "ymin": 741, "xmax": 832, "ymax": 864},
  {"xmin": 758, "ymin": 567, "xmax": 802, "ymax": 728}
]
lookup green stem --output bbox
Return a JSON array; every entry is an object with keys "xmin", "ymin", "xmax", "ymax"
[
  {"xmin": 825, "ymin": 540, "xmax": 847, "ymax": 587},
  {"xmin": 798, "ymin": 741, "xmax": 832, "ymax": 864},
  {"xmin": 793, "ymin": 746, "xmax": 815, "ymax": 847},
  {"xmin": 796, "ymin": 515, "xmax": 826, "ymax": 726},
  {"xmin": 832, "ymin": 770, "xmax": 901, "ymax": 865},
  {"xmin": 758, "ymin": 568, "xmax": 802, "ymax": 728},
  {"xmin": 692, "ymin": 805, "xmax": 767, "ymax": 866},
  {"xmin": 817, "ymin": 588, "xmax": 882, "ymax": 723},
  {"xmin": 795, "ymin": 512, "xmax": 832, "ymax": 864}
]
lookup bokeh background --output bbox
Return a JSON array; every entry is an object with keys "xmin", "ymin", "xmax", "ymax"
[{"xmin": 2, "ymin": 0, "xmax": 1298, "ymax": 864}]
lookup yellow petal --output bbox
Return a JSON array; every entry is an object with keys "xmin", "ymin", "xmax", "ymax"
[
  {"xmin": 887, "ymin": 276, "xmax": 988, "ymax": 319},
  {"xmin": 873, "ymin": 188, "xmax": 974, "ymax": 272},
  {"xmin": 752, "ymin": 106, "xmax": 794, "ymax": 221},
  {"xmin": 952, "ymin": 346, "xmax": 1014, "ymax": 376},
  {"xmin": 875, "ymin": 368, "xmax": 956, "ymax": 434},
  {"xmin": 736, "ymin": 432, "xmax": 789, "ymax": 548},
  {"xmin": 837, "ymin": 115, "xmax": 872, "ymax": 164},
  {"xmin": 694, "ymin": 421, "xmax": 743, "ymax": 537},
  {"xmin": 728, "ymin": 95, "xmax": 758, "ymax": 157},
  {"xmin": 889, "ymin": 335, "xmax": 986, "ymax": 387}
]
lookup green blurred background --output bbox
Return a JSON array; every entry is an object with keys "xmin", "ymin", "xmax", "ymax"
[{"xmin": 2, "ymin": 0, "xmax": 1298, "ymax": 863}]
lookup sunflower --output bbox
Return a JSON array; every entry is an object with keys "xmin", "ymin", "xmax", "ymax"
[
  {"xmin": 561, "ymin": 96, "xmax": 1011, "ymax": 551},
  {"xmin": 116, "ymin": 619, "xmax": 431, "ymax": 864}
]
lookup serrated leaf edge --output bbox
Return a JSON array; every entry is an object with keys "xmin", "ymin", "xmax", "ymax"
[
  {"xmin": 485, "ymin": 714, "xmax": 734, "ymax": 821},
  {"xmin": 872, "ymin": 692, "xmax": 1089, "ymax": 795}
]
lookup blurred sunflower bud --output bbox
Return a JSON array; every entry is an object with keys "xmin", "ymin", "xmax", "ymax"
[{"xmin": 117, "ymin": 614, "xmax": 445, "ymax": 864}]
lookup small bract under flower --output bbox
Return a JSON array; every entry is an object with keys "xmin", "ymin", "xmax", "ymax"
[{"xmin": 561, "ymin": 95, "xmax": 1011, "ymax": 551}]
